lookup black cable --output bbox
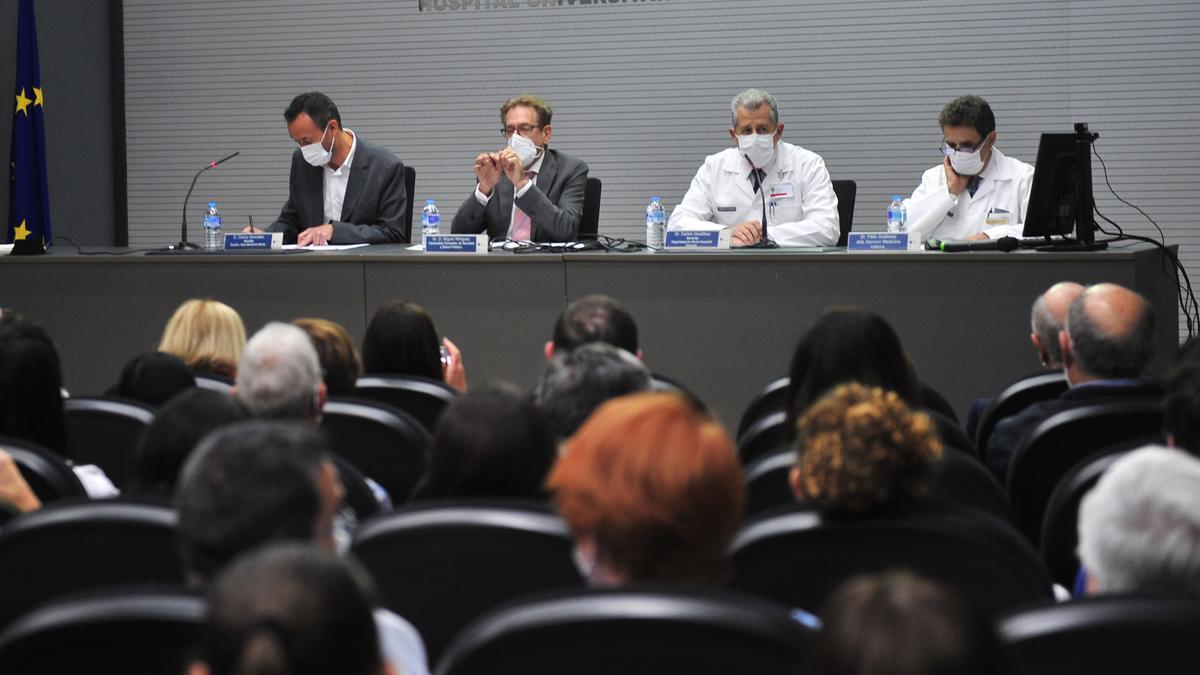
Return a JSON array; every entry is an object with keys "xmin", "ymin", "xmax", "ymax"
[{"xmin": 49, "ymin": 236, "xmax": 158, "ymax": 256}]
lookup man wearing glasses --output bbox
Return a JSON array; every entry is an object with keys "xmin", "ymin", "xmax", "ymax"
[
  {"xmin": 904, "ymin": 95, "xmax": 1034, "ymax": 243},
  {"xmin": 451, "ymin": 95, "xmax": 589, "ymax": 242}
]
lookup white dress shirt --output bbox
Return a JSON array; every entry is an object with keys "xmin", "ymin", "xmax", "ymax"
[
  {"xmin": 322, "ymin": 129, "xmax": 358, "ymax": 224},
  {"xmin": 474, "ymin": 150, "xmax": 545, "ymax": 239},
  {"xmin": 904, "ymin": 147, "xmax": 1034, "ymax": 243}
]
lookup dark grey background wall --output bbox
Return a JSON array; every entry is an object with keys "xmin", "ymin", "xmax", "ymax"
[{"xmin": 0, "ymin": 0, "xmax": 116, "ymax": 246}]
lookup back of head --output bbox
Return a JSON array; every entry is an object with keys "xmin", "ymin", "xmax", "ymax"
[
  {"xmin": 551, "ymin": 294, "xmax": 639, "ymax": 355},
  {"xmin": 0, "ymin": 312, "xmax": 67, "ymax": 454},
  {"xmin": 794, "ymin": 383, "xmax": 942, "ymax": 515},
  {"xmin": 1077, "ymin": 445, "xmax": 1200, "ymax": 596},
  {"xmin": 809, "ymin": 571, "xmax": 1008, "ymax": 675},
  {"xmin": 158, "ymin": 299, "xmax": 247, "ymax": 379},
  {"xmin": 109, "ymin": 351, "xmax": 197, "ymax": 407},
  {"xmin": 1065, "ymin": 283, "xmax": 1156, "ymax": 380},
  {"xmin": 532, "ymin": 342, "xmax": 652, "ymax": 440},
  {"xmin": 548, "ymin": 392, "xmax": 743, "ymax": 585},
  {"xmin": 236, "ymin": 323, "xmax": 323, "ymax": 420},
  {"xmin": 176, "ymin": 420, "xmax": 327, "ymax": 584},
  {"xmin": 360, "ymin": 301, "xmax": 441, "ymax": 380},
  {"xmin": 199, "ymin": 543, "xmax": 381, "ymax": 675},
  {"xmin": 1165, "ymin": 362, "xmax": 1200, "ymax": 453},
  {"xmin": 292, "ymin": 318, "xmax": 362, "ymax": 397},
  {"xmin": 424, "ymin": 383, "xmax": 557, "ymax": 500},
  {"xmin": 1030, "ymin": 281, "xmax": 1085, "ymax": 368},
  {"xmin": 787, "ymin": 308, "xmax": 920, "ymax": 431},
  {"xmin": 126, "ymin": 388, "xmax": 249, "ymax": 497}
]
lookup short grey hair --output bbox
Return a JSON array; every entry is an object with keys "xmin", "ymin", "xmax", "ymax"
[
  {"xmin": 1078, "ymin": 445, "xmax": 1200, "ymax": 595},
  {"xmin": 532, "ymin": 342, "xmax": 652, "ymax": 440},
  {"xmin": 1030, "ymin": 282, "xmax": 1083, "ymax": 368},
  {"xmin": 236, "ymin": 322, "xmax": 322, "ymax": 419},
  {"xmin": 731, "ymin": 89, "xmax": 779, "ymax": 127}
]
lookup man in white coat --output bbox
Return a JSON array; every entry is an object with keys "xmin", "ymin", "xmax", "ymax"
[
  {"xmin": 905, "ymin": 95, "xmax": 1034, "ymax": 244},
  {"xmin": 668, "ymin": 89, "xmax": 840, "ymax": 248}
]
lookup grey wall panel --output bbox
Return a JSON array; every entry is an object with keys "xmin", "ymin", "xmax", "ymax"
[{"xmin": 123, "ymin": 0, "xmax": 1200, "ymax": 339}]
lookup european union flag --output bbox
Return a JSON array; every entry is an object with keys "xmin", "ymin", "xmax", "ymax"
[{"xmin": 7, "ymin": 0, "xmax": 51, "ymax": 246}]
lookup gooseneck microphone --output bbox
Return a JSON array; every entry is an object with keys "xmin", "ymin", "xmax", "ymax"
[
  {"xmin": 742, "ymin": 154, "xmax": 779, "ymax": 249},
  {"xmin": 176, "ymin": 151, "xmax": 239, "ymax": 250}
]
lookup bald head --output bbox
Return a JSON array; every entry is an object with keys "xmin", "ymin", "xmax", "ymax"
[
  {"xmin": 1031, "ymin": 282, "xmax": 1085, "ymax": 368},
  {"xmin": 1062, "ymin": 283, "xmax": 1156, "ymax": 382}
]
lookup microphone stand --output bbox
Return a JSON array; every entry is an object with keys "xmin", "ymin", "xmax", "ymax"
[
  {"xmin": 741, "ymin": 155, "xmax": 778, "ymax": 249},
  {"xmin": 173, "ymin": 151, "xmax": 240, "ymax": 250}
]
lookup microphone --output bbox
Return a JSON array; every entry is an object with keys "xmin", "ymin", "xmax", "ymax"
[
  {"xmin": 176, "ymin": 151, "xmax": 240, "ymax": 250},
  {"xmin": 939, "ymin": 236, "xmax": 1019, "ymax": 253},
  {"xmin": 741, "ymin": 154, "xmax": 779, "ymax": 249}
]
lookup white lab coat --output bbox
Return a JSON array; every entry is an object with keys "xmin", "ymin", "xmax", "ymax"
[
  {"xmin": 904, "ymin": 148, "xmax": 1034, "ymax": 243},
  {"xmin": 668, "ymin": 141, "xmax": 840, "ymax": 247}
]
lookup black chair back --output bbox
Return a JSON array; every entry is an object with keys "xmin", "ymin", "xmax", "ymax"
[
  {"xmin": 354, "ymin": 374, "xmax": 457, "ymax": 433},
  {"xmin": 1007, "ymin": 400, "xmax": 1162, "ymax": 543},
  {"xmin": 832, "ymin": 179, "xmax": 856, "ymax": 246},
  {"xmin": 0, "ymin": 499, "xmax": 183, "ymax": 630},
  {"xmin": 321, "ymin": 397, "xmax": 431, "ymax": 503},
  {"xmin": 350, "ymin": 500, "xmax": 582, "ymax": 663},
  {"xmin": 193, "ymin": 373, "xmax": 233, "ymax": 394},
  {"xmin": 0, "ymin": 586, "xmax": 203, "ymax": 675},
  {"xmin": 737, "ymin": 410, "xmax": 789, "ymax": 465},
  {"xmin": 729, "ymin": 506, "xmax": 1053, "ymax": 618},
  {"xmin": 404, "ymin": 165, "xmax": 417, "ymax": 243},
  {"xmin": 0, "ymin": 435, "xmax": 86, "ymax": 505},
  {"xmin": 329, "ymin": 452, "xmax": 386, "ymax": 520},
  {"xmin": 999, "ymin": 596, "xmax": 1200, "ymax": 675},
  {"xmin": 744, "ymin": 450, "xmax": 795, "ymax": 518},
  {"xmin": 436, "ymin": 586, "xmax": 811, "ymax": 675},
  {"xmin": 579, "ymin": 177, "xmax": 602, "ymax": 239},
  {"xmin": 649, "ymin": 372, "xmax": 707, "ymax": 412},
  {"xmin": 62, "ymin": 396, "xmax": 155, "ymax": 487},
  {"xmin": 976, "ymin": 372, "xmax": 1069, "ymax": 450},
  {"xmin": 737, "ymin": 375, "xmax": 790, "ymax": 440}
]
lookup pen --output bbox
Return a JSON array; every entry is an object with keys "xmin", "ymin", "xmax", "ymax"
[{"xmin": 249, "ymin": 215, "xmax": 255, "ymax": 232}]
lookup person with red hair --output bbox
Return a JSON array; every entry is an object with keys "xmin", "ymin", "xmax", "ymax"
[{"xmin": 546, "ymin": 392, "xmax": 743, "ymax": 586}]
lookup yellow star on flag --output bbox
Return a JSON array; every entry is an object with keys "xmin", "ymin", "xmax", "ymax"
[
  {"xmin": 13, "ymin": 220, "xmax": 31, "ymax": 241},
  {"xmin": 15, "ymin": 88, "xmax": 32, "ymax": 116},
  {"xmin": 33, "ymin": 87, "xmax": 43, "ymax": 108}
]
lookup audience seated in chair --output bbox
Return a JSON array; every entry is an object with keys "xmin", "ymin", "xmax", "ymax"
[
  {"xmin": 363, "ymin": 301, "xmax": 466, "ymax": 392},
  {"xmin": 294, "ymin": 317, "xmax": 363, "ymax": 398},
  {"xmin": 544, "ymin": 293, "xmax": 640, "ymax": 360},
  {"xmin": 235, "ymin": 322, "xmax": 329, "ymax": 421},
  {"xmin": 158, "ymin": 299, "xmax": 246, "ymax": 381},
  {"xmin": 985, "ymin": 283, "xmax": 1161, "ymax": 481},
  {"xmin": 533, "ymin": 342, "xmax": 652, "ymax": 442},
  {"xmin": 106, "ymin": 351, "xmax": 197, "ymax": 407}
]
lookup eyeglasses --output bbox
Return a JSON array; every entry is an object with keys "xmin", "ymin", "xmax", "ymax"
[
  {"xmin": 940, "ymin": 137, "xmax": 986, "ymax": 156},
  {"xmin": 500, "ymin": 124, "xmax": 543, "ymax": 138}
]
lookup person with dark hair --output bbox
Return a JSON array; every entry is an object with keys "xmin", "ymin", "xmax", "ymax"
[
  {"xmin": 545, "ymin": 294, "xmax": 640, "ymax": 359},
  {"xmin": 451, "ymin": 94, "xmax": 589, "ymax": 242},
  {"xmin": 985, "ymin": 283, "xmax": 1162, "ymax": 480},
  {"xmin": 189, "ymin": 544, "xmax": 391, "ymax": 675},
  {"xmin": 532, "ymin": 342, "xmax": 653, "ymax": 441},
  {"xmin": 362, "ymin": 301, "xmax": 466, "ymax": 391},
  {"xmin": 293, "ymin": 318, "xmax": 363, "ymax": 397},
  {"xmin": 246, "ymin": 91, "xmax": 409, "ymax": 245},
  {"xmin": 106, "ymin": 351, "xmax": 196, "ymax": 407},
  {"xmin": 175, "ymin": 420, "xmax": 428, "ymax": 674},
  {"xmin": 903, "ymin": 95, "xmax": 1034, "ymax": 244},
  {"xmin": 125, "ymin": 388, "xmax": 249, "ymax": 497},
  {"xmin": 420, "ymin": 384, "xmax": 557, "ymax": 501},
  {"xmin": 808, "ymin": 571, "xmax": 1010, "ymax": 675}
]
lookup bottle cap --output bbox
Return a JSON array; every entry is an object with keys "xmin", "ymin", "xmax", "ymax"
[
  {"xmin": 208, "ymin": 202, "xmax": 217, "ymax": 207},
  {"xmin": 650, "ymin": 195, "xmax": 661, "ymax": 201},
  {"xmin": 891, "ymin": 195, "xmax": 903, "ymax": 200},
  {"xmin": 426, "ymin": 199, "xmax": 436, "ymax": 205}
]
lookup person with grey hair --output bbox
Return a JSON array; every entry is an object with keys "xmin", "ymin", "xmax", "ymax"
[
  {"xmin": 1077, "ymin": 445, "xmax": 1200, "ymax": 596},
  {"xmin": 668, "ymin": 88, "xmax": 839, "ymax": 248},
  {"xmin": 984, "ymin": 283, "xmax": 1162, "ymax": 480},
  {"xmin": 532, "ymin": 342, "xmax": 653, "ymax": 440},
  {"xmin": 903, "ymin": 95, "xmax": 1035, "ymax": 244},
  {"xmin": 234, "ymin": 321, "xmax": 326, "ymax": 421}
]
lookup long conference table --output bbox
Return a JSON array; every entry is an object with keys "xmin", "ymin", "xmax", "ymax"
[{"xmin": 1, "ymin": 242, "xmax": 1179, "ymax": 429}]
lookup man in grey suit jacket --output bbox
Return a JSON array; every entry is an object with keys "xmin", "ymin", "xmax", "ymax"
[
  {"xmin": 250, "ymin": 92, "xmax": 408, "ymax": 245},
  {"xmin": 451, "ymin": 95, "xmax": 588, "ymax": 243}
]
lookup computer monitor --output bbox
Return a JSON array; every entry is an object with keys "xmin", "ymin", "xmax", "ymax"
[{"xmin": 1022, "ymin": 124, "xmax": 1100, "ymax": 246}]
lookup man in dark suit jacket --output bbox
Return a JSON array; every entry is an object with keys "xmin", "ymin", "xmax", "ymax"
[
  {"xmin": 249, "ymin": 92, "xmax": 408, "ymax": 245},
  {"xmin": 451, "ymin": 95, "xmax": 588, "ymax": 242},
  {"xmin": 984, "ymin": 283, "xmax": 1162, "ymax": 481}
]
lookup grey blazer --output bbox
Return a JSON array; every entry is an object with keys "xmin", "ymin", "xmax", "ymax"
[
  {"xmin": 269, "ymin": 136, "xmax": 409, "ymax": 244},
  {"xmin": 450, "ymin": 148, "xmax": 588, "ymax": 242}
]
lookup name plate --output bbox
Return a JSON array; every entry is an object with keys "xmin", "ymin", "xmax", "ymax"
[
  {"xmin": 223, "ymin": 232, "xmax": 282, "ymax": 250},
  {"xmin": 664, "ymin": 229, "xmax": 732, "ymax": 250},
  {"xmin": 424, "ymin": 233, "xmax": 488, "ymax": 254},
  {"xmin": 847, "ymin": 232, "xmax": 920, "ymax": 252}
]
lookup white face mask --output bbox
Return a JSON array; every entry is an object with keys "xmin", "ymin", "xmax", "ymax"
[
  {"xmin": 301, "ymin": 122, "xmax": 335, "ymax": 167},
  {"xmin": 508, "ymin": 132, "xmax": 540, "ymax": 168},
  {"xmin": 947, "ymin": 146, "xmax": 985, "ymax": 176},
  {"xmin": 738, "ymin": 133, "xmax": 777, "ymax": 169}
]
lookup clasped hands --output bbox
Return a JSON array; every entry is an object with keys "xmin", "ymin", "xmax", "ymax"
[{"xmin": 475, "ymin": 147, "xmax": 530, "ymax": 196}]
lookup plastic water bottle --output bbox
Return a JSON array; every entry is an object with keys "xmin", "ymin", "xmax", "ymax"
[
  {"xmin": 886, "ymin": 195, "xmax": 907, "ymax": 233},
  {"xmin": 645, "ymin": 196, "xmax": 665, "ymax": 248},
  {"xmin": 203, "ymin": 202, "xmax": 222, "ymax": 251},
  {"xmin": 421, "ymin": 199, "xmax": 440, "ymax": 243}
]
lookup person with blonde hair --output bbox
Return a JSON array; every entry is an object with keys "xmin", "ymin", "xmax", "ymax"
[{"xmin": 158, "ymin": 299, "xmax": 246, "ymax": 379}]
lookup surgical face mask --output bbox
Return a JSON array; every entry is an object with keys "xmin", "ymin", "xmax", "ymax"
[
  {"xmin": 942, "ymin": 138, "xmax": 988, "ymax": 176},
  {"xmin": 301, "ymin": 122, "xmax": 335, "ymax": 167},
  {"xmin": 738, "ymin": 133, "xmax": 777, "ymax": 169},
  {"xmin": 508, "ymin": 132, "xmax": 539, "ymax": 168}
]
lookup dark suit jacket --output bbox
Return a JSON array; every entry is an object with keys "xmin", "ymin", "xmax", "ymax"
[
  {"xmin": 269, "ymin": 136, "xmax": 409, "ymax": 244},
  {"xmin": 983, "ymin": 378, "xmax": 1163, "ymax": 481},
  {"xmin": 450, "ymin": 148, "xmax": 588, "ymax": 242}
]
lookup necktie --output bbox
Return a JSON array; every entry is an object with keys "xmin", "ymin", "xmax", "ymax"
[
  {"xmin": 510, "ymin": 171, "xmax": 537, "ymax": 241},
  {"xmin": 748, "ymin": 168, "xmax": 766, "ymax": 193},
  {"xmin": 967, "ymin": 175, "xmax": 983, "ymax": 197}
]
